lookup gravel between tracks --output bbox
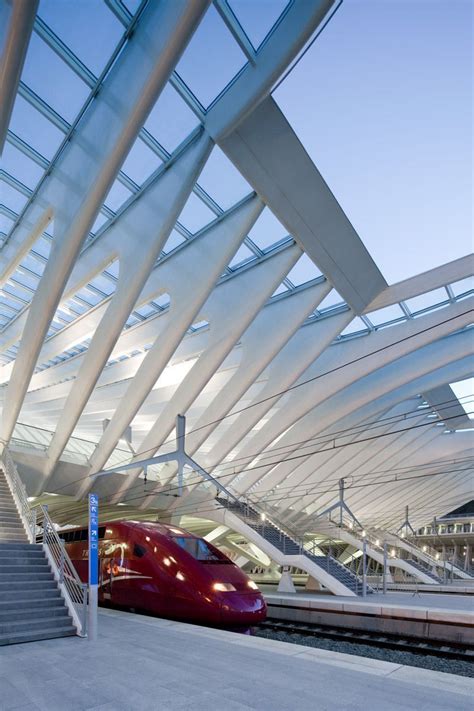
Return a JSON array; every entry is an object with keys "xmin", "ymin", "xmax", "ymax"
[{"xmin": 253, "ymin": 627, "xmax": 474, "ymax": 678}]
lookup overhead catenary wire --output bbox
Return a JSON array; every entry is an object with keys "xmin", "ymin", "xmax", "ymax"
[
  {"xmin": 45, "ymin": 406, "xmax": 474, "ymax": 499},
  {"xmin": 12, "ymin": 309, "xmax": 473, "ymax": 500},
  {"xmin": 44, "ymin": 464, "xmax": 474, "ymax": 527},
  {"xmin": 93, "ymin": 307, "xmax": 473, "ymax": 471}
]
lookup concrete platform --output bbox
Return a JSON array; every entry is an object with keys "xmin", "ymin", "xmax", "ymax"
[
  {"xmin": 263, "ymin": 590, "xmax": 474, "ymax": 645},
  {"xmin": 0, "ymin": 608, "xmax": 472, "ymax": 710}
]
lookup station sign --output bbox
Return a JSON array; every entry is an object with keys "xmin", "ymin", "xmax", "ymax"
[{"xmin": 89, "ymin": 493, "xmax": 99, "ymax": 586}]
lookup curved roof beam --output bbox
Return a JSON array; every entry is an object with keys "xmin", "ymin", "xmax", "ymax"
[
  {"xmin": 233, "ymin": 328, "xmax": 473, "ymax": 494},
  {"xmin": 1, "ymin": 0, "xmax": 210, "ymax": 448},
  {"xmin": 365, "ymin": 254, "xmax": 474, "ymax": 312},
  {"xmin": 0, "ymin": 0, "xmax": 38, "ymax": 152}
]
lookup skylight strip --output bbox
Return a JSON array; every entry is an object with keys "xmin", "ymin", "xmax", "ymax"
[{"xmin": 213, "ymin": 0, "xmax": 257, "ymax": 65}]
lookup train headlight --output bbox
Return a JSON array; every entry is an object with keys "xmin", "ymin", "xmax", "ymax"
[
  {"xmin": 213, "ymin": 582, "xmax": 236, "ymax": 592},
  {"xmin": 247, "ymin": 580, "xmax": 259, "ymax": 590}
]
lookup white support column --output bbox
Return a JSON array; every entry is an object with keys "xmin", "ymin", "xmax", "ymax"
[
  {"xmin": 1, "ymin": 0, "xmax": 210, "ymax": 448},
  {"xmin": 81, "ymin": 196, "xmax": 265, "ymax": 488},
  {"xmin": 42, "ymin": 133, "xmax": 213, "ymax": 483}
]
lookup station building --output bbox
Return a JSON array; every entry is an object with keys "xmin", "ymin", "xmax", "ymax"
[{"xmin": 0, "ymin": 1, "xmax": 473, "ymax": 709}]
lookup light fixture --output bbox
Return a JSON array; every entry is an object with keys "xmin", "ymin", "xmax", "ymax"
[
  {"xmin": 163, "ymin": 557, "xmax": 171, "ymax": 566},
  {"xmin": 247, "ymin": 580, "xmax": 258, "ymax": 590},
  {"xmin": 176, "ymin": 571, "xmax": 185, "ymax": 581},
  {"xmin": 260, "ymin": 513, "xmax": 266, "ymax": 522},
  {"xmin": 213, "ymin": 582, "xmax": 236, "ymax": 592}
]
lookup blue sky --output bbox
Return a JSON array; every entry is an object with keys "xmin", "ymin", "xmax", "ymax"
[{"xmin": 275, "ymin": 0, "xmax": 473, "ymax": 284}]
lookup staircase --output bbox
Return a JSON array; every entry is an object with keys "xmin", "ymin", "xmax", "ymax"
[
  {"xmin": 216, "ymin": 498, "xmax": 373, "ymax": 596},
  {"xmin": 0, "ymin": 466, "xmax": 76, "ymax": 645},
  {"xmin": 374, "ymin": 527, "xmax": 474, "ymax": 581},
  {"xmin": 405, "ymin": 557, "xmax": 442, "ymax": 583}
]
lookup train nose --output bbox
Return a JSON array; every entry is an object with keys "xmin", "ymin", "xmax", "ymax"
[{"xmin": 220, "ymin": 592, "xmax": 267, "ymax": 626}]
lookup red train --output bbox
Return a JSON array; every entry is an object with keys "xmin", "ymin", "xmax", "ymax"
[{"xmin": 60, "ymin": 519, "xmax": 267, "ymax": 627}]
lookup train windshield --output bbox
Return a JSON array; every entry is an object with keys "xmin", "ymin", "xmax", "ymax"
[{"xmin": 172, "ymin": 536, "xmax": 231, "ymax": 563}]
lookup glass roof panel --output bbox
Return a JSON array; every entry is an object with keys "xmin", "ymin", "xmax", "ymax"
[
  {"xmin": 120, "ymin": 137, "xmax": 163, "ymax": 185},
  {"xmin": 163, "ymin": 229, "xmax": 186, "ymax": 253},
  {"xmin": 247, "ymin": 207, "xmax": 288, "ymax": 251},
  {"xmin": 450, "ymin": 378, "xmax": 474, "ymax": 420},
  {"xmin": 316, "ymin": 289, "xmax": 345, "ymax": 311},
  {"xmin": 367, "ymin": 303, "xmax": 405, "ymax": 325},
  {"xmin": 1, "ymin": 183, "xmax": 29, "ymax": 213},
  {"xmin": 405, "ymin": 287, "xmax": 449, "ymax": 314},
  {"xmin": 123, "ymin": 0, "xmax": 141, "ymax": 14},
  {"xmin": 271, "ymin": 283, "xmax": 289, "ymax": 297},
  {"xmin": 197, "ymin": 146, "xmax": 251, "ymax": 210},
  {"xmin": 286, "ymin": 254, "xmax": 322, "ymax": 286},
  {"xmin": 21, "ymin": 33, "xmax": 90, "ymax": 122},
  {"xmin": 90, "ymin": 212, "xmax": 109, "ymax": 235},
  {"xmin": 177, "ymin": 192, "xmax": 216, "ymax": 234},
  {"xmin": 2, "ymin": 142, "xmax": 44, "ymax": 190},
  {"xmin": 9, "ymin": 94, "xmax": 65, "ymax": 159},
  {"xmin": 144, "ymin": 83, "xmax": 199, "ymax": 154},
  {"xmin": 340, "ymin": 317, "xmax": 369, "ymax": 336},
  {"xmin": 0, "ymin": 213, "xmax": 15, "ymax": 236},
  {"xmin": 104, "ymin": 180, "xmax": 134, "ymax": 212},
  {"xmin": 37, "ymin": 0, "xmax": 124, "ymax": 76},
  {"xmin": 451, "ymin": 275, "xmax": 474, "ymax": 297},
  {"xmin": 175, "ymin": 5, "xmax": 247, "ymax": 107},
  {"xmin": 228, "ymin": 0, "xmax": 289, "ymax": 49},
  {"xmin": 228, "ymin": 243, "xmax": 254, "ymax": 268},
  {"xmin": 274, "ymin": 1, "xmax": 472, "ymax": 284}
]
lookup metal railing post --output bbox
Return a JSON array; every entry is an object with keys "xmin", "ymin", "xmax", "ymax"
[
  {"xmin": 60, "ymin": 540, "xmax": 65, "ymax": 584},
  {"xmin": 383, "ymin": 542, "xmax": 388, "ymax": 595},
  {"xmin": 82, "ymin": 584, "xmax": 88, "ymax": 637},
  {"xmin": 31, "ymin": 506, "xmax": 37, "ymax": 543},
  {"xmin": 362, "ymin": 538, "xmax": 367, "ymax": 597}
]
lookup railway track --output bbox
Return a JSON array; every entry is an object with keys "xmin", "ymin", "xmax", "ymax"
[{"xmin": 258, "ymin": 619, "xmax": 474, "ymax": 662}]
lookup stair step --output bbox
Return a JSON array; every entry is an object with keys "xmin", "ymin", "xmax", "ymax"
[
  {"xmin": 0, "ymin": 543, "xmax": 41, "ymax": 551},
  {"xmin": 0, "ymin": 562, "xmax": 49, "ymax": 573},
  {"xmin": 0, "ymin": 615, "xmax": 73, "ymax": 635},
  {"xmin": 0, "ymin": 626, "xmax": 76, "ymax": 646},
  {"xmin": 0, "ymin": 580, "xmax": 57, "ymax": 592},
  {"xmin": 0, "ymin": 571, "xmax": 54, "ymax": 582},
  {"xmin": 0, "ymin": 597, "xmax": 65, "ymax": 612},
  {"xmin": 0, "ymin": 549, "xmax": 44, "ymax": 559},
  {"xmin": 0, "ymin": 588, "xmax": 61, "ymax": 601},
  {"xmin": 0, "ymin": 535, "xmax": 28, "ymax": 541},
  {"xmin": 0, "ymin": 606, "xmax": 69, "ymax": 623}
]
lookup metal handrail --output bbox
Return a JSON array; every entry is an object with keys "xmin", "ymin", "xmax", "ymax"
[
  {"xmin": 1, "ymin": 448, "xmax": 87, "ymax": 636},
  {"xmin": 236, "ymin": 495, "xmax": 367, "ymax": 586},
  {"xmin": 1, "ymin": 447, "xmax": 36, "ymax": 543},
  {"xmin": 35, "ymin": 505, "xmax": 88, "ymax": 637}
]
